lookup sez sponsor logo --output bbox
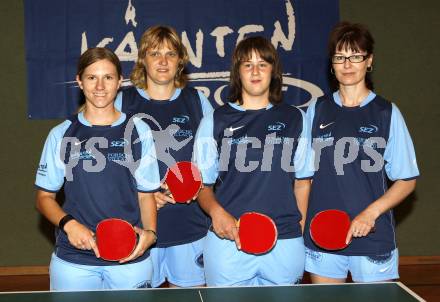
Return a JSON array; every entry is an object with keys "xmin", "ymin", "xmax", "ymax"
[
  {"xmin": 172, "ymin": 115, "xmax": 190, "ymax": 124},
  {"xmin": 268, "ymin": 122, "xmax": 286, "ymax": 132}
]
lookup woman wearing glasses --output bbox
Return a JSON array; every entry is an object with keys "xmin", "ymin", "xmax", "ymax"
[{"xmin": 303, "ymin": 22, "xmax": 419, "ymax": 283}]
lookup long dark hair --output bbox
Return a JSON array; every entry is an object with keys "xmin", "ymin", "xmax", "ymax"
[{"xmin": 228, "ymin": 36, "xmax": 283, "ymax": 105}]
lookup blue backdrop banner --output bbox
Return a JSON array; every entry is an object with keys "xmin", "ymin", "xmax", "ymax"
[{"xmin": 24, "ymin": 0, "xmax": 339, "ymax": 119}]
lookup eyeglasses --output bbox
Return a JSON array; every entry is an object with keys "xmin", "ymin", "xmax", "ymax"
[{"xmin": 331, "ymin": 54, "xmax": 369, "ymax": 64}]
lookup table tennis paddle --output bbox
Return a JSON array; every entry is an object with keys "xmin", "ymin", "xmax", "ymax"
[
  {"xmin": 237, "ymin": 212, "xmax": 278, "ymax": 255},
  {"xmin": 164, "ymin": 161, "xmax": 202, "ymax": 203},
  {"xmin": 309, "ymin": 209, "xmax": 351, "ymax": 250},
  {"xmin": 95, "ymin": 218, "xmax": 137, "ymax": 261}
]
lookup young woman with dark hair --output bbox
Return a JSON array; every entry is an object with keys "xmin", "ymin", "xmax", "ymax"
[{"xmin": 194, "ymin": 36, "xmax": 311, "ymax": 286}]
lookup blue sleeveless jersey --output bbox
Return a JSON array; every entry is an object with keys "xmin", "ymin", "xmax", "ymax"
[
  {"xmin": 303, "ymin": 92, "xmax": 419, "ymax": 256},
  {"xmin": 207, "ymin": 102, "xmax": 308, "ymax": 239},
  {"xmin": 35, "ymin": 112, "xmax": 160, "ymax": 265},
  {"xmin": 120, "ymin": 86, "xmax": 211, "ymax": 247}
]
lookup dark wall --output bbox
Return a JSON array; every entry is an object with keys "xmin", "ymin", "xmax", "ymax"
[
  {"xmin": 0, "ymin": 1, "xmax": 438, "ymax": 266},
  {"xmin": 339, "ymin": 0, "xmax": 440, "ymax": 256},
  {"xmin": 0, "ymin": 1, "xmax": 61, "ymax": 266}
]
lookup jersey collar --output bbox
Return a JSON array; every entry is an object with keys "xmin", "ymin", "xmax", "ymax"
[
  {"xmin": 333, "ymin": 90, "xmax": 376, "ymax": 108},
  {"xmin": 78, "ymin": 111, "xmax": 126, "ymax": 127},
  {"xmin": 228, "ymin": 102, "xmax": 273, "ymax": 111},
  {"xmin": 136, "ymin": 87, "xmax": 182, "ymax": 102}
]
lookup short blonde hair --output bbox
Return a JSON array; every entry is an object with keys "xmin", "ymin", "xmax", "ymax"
[{"xmin": 130, "ymin": 25, "xmax": 189, "ymax": 89}]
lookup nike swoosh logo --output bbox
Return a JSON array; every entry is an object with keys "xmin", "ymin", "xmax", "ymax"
[
  {"xmin": 74, "ymin": 139, "xmax": 87, "ymax": 146},
  {"xmin": 228, "ymin": 125, "xmax": 244, "ymax": 132},
  {"xmin": 319, "ymin": 122, "xmax": 335, "ymax": 129}
]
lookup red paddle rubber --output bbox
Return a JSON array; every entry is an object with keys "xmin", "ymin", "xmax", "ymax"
[
  {"xmin": 96, "ymin": 218, "xmax": 137, "ymax": 261},
  {"xmin": 310, "ymin": 209, "xmax": 351, "ymax": 250},
  {"xmin": 238, "ymin": 212, "xmax": 278, "ymax": 255},
  {"xmin": 165, "ymin": 161, "xmax": 202, "ymax": 203}
]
